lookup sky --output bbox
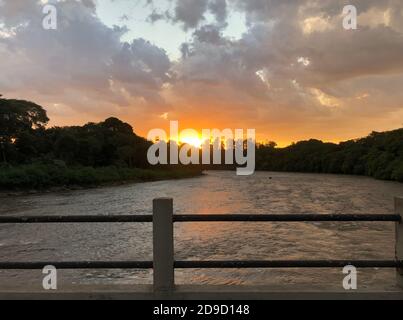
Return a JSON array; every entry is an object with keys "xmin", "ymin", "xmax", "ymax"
[{"xmin": 1, "ymin": 0, "xmax": 403, "ymax": 146}]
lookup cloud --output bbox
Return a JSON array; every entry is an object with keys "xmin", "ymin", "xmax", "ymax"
[
  {"xmin": 193, "ymin": 24, "xmax": 226, "ymax": 44},
  {"xmin": 147, "ymin": 9, "xmax": 167, "ymax": 23},
  {"xmin": 165, "ymin": 0, "xmax": 403, "ymax": 142},
  {"xmin": 0, "ymin": 0, "xmax": 172, "ymax": 118},
  {"xmin": 208, "ymin": 0, "xmax": 228, "ymax": 24},
  {"xmin": 171, "ymin": 0, "xmax": 228, "ymax": 29},
  {"xmin": 174, "ymin": 0, "xmax": 209, "ymax": 30}
]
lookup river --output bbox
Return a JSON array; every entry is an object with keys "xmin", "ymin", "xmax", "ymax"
[{"xmin": 0, "ymin": 171, "xmax": 402, "ymax": 291}]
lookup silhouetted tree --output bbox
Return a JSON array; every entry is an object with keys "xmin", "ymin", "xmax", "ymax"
[{"xmin": 0, "ymin": 97, "xmax": 49, "ymax": 163}]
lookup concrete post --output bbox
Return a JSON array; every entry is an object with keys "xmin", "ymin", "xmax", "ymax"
[
  {"xmin": 395, "ymin": 197, "xmax": 403, "ymax": 288},
  {"xmin": 153, "ymin": 198, "xmax": 174, "ymax": 294}
]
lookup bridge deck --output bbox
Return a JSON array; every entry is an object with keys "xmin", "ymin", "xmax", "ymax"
[{"xmin": 1, "ymin": 285, "xmax": 403, "ymax": 300}]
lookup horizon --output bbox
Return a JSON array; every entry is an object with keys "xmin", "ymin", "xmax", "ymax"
[{"xmin": 3, "ymin": 95, "xmax": 402, "ymax": 148}]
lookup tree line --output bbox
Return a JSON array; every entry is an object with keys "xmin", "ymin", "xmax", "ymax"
[
  {"xmin": 256, "ymin": 131, "xmax": 403, "ymax": 182},
  {"xmin": 0, "ymin": 96, "xmax": 152, "ymax": 168},
  {"xmin": 0, "ymin": 96, "xmax": 200, "ymax": 189},
  {"xmin": 1, "ymin": 96, "xmax": 402, "ymax": 188}
]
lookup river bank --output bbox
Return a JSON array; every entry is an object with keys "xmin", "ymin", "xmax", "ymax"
[{"xmin": 0, "ymin": 164, "xmax": 203, "ymax": 194}]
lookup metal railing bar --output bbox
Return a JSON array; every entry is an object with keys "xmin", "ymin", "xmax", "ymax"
[
  {"xmin": 1, "ymin": 260, "xmax": 401, "ymax": 270},
  {"xmin": 0, "ymin": 214, "xmax": 399, "ymax": 224},
  {"xmin": 173, "ymin": 214, "xmax": 401, "ymax": 222},
  {"xmin": 0, "ymin": 215, "xmax": 153, "ymax": 224},
  {"xmin": 0, "ymin": 261, "xmax": 153, "ymax": 270},
  {"xmin": 174, "ymin": 260, "xmax": 403, "ymax": 269}
]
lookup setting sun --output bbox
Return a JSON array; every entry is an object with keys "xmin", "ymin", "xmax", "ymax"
[{"xmin": 180, "ymin": 135, "xmax": 203, "ymax": 148}]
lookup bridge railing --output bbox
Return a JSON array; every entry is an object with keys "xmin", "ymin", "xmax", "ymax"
[{"xmin": 0, "ymin": 197, "xmax": 402, "ymax": 294}]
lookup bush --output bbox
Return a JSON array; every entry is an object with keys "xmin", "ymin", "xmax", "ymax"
[
  {"xmin": 0, "ymin": 164, "xmax": 202, "ymax": 190},
  {"xmin": 392, "ymin": 162, "xmax": 403, "ymax": 182}
]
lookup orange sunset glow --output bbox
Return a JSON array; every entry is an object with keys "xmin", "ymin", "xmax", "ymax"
[{"xmin": 1, "ymin": 0, "xmax": 403, "ymax": 147}]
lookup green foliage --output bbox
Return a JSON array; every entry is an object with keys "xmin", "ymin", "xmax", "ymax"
[
  {"xmin": 392, "ymin": 162, "xmax": 403, "ymax": 182},
  {"xmin": 0, "ymin": 163, "xmax": 201, "ymax": 190},
  {"xmin": 0, "ymin": 98, "xmax": 49, "ymax": 163},
  {"xmin": 0, "ymin": 98, "xmax": 153, "ymax": 167},
  {"xmin": 256, "ymin": 129, "xmax": 403, "ymax": 182},
  {"xmin": 0, "ymin": 98, "xmax": 49, "ymax": 139}
]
